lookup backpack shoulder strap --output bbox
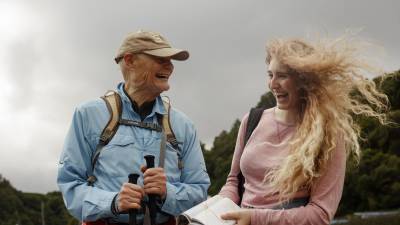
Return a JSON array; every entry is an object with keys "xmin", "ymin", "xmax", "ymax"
[
  {"xmin": 99, "ymin": 90, "xmax": 123, "ymax": 144},
  {"xmin": 244, "ymin": 107, "xmax": 265, "ymax": 144},
  {"xmin": 161, "ymin": 97, "xmax": 178, "ymax": 148},
  {"xmin": 161, "ymin": 97, "xmax": 184, "ymax": 169},
  {"xmin": 238, "ymin": 107, "xmax": 265, "ymax": 204},
  {"xmin": 87, "ymin": 90, "xmax": 122, "ymax": 185}
]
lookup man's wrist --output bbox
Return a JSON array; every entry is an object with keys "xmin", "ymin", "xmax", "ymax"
[{"xmin": 111, "ymin": 193, "xmax": 120, "ymax": 215}]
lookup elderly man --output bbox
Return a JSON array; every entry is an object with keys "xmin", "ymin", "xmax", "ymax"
[{"xmin": 57, "ymin": 30, "xmax": 210, "ymax": 225}]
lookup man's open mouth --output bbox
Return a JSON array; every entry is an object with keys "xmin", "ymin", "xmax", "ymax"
[{"xmin": 156, "ymin": 73, "xmax": 169, "ymax": 79}]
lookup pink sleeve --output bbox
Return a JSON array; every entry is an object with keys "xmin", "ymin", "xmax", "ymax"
[
  {"xmin": 219, "ymin": 113, "xmax": 249, "ymax": 204},
  {"xmin": 251, "ymin": 138, "xmax": 347, "ymax": 225}
]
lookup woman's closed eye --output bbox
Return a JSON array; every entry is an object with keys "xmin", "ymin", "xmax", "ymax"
[{"xmin": 276, "ymin": 72, "xmax": 289, "ymax": 78}]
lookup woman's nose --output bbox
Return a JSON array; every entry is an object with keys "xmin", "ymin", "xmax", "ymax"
[{"xmin": 269, "ymin": 76, "xmax": 278, "ymax": 89}]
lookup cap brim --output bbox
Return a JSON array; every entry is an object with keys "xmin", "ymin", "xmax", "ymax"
[{"xmin": 144, "ymin": 48, "xmax": 189, "ymax": 61}]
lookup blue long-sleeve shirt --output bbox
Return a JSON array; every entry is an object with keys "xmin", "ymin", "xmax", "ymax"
[{"xmin": 57, "ymin": 83, "xmax": 210, "ymax": 223}]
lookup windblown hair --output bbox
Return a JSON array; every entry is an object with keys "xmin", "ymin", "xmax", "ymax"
[{"xmin": 264, "ymin": 37, "xmax": 389, "ymax": 201}]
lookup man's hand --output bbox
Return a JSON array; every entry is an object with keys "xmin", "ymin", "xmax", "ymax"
[
  {"xmin": 141, "ymin": 165, "xmax": 167, "ymax": 199},
  {"xmin": 117, "ymin": 183, "xmax": 145, "ymax": 212},
  {"xmin": 221, "ymin": 210, "xmax": 251, "ymax": 225}
]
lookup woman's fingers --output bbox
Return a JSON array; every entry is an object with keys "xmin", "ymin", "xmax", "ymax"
[
  {"xmin": 221, "ymin": 210, "xmax": 251, "ymax": 225},
  {"xmin": 221, "ymin": 211, "xmax": 240, "ymax": 220}
]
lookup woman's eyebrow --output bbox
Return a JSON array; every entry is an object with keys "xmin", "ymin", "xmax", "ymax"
[{"xmin": 276, "ymin": 71, "xmax": 291, "ymax": 75}]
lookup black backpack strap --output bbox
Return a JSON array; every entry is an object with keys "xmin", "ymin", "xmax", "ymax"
[
  {"xmin": 238, "ymin": 107, "xmax": 264, "ymax": 204},
  {"xmin": 244, "ymin": 108, "xmax": 265, "ymax": 144},
  {"xmin": 119, "ymin": 119, "xmax": 162, "ymax": 132},
  {"xmin": 87, "ymin": 90, "xmax": 122, "ymax": 185}
]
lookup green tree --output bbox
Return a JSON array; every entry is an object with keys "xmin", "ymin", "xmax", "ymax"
[
  {"xmin": 338, "ymin": 149, "xmax": 400, "ymax": 215},
  {"xmin": 204, "ymin": 120, "xmax": 241, "ymax": 195}
]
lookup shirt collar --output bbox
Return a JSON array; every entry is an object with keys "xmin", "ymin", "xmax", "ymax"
[{"xmin": 117, "ymin": 82, "xmax": 167, "ymax": 117}]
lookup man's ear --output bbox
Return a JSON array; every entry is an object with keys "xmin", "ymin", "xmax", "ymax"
[{"xmin": 123, "ymin": 54, "xmax": 136, "ymax": 68}]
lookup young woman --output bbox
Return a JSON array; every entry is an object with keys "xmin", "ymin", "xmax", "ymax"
[{"xmin": 219, "ymin": 37, "xmax": 389, "ymax": 225}]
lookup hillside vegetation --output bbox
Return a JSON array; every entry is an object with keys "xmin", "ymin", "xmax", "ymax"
[{"xmin": 0, "ymin": 175, "xmax": 78, "ymax": 225}]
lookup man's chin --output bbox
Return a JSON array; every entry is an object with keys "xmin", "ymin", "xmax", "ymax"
[
  {"xmin": 152, "ymin": 87, "xmax": 169, "ymax": 96},
  {"xmin": 160, "ymin": 85, "xmax": 170, "ymax": 92}
]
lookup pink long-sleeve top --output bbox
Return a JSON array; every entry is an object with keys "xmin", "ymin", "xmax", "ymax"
[{"xmin": 219, "ymin": 108, "xmax": 346, "ymax": 225}]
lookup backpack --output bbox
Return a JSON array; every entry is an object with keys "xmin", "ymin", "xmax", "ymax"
[{"xmin": 87, "ymin": 90, "xmax": 180, "ymax": 185}]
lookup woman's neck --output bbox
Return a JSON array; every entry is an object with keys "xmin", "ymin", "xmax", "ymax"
[{"xmin": 274, "ymin": 107, "xmax": 298, "ymax": 125}]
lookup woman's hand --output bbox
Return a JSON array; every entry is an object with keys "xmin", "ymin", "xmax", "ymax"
[{"xmin": 221, "ymin": 209, "xmax": 252, "ymax": 225}]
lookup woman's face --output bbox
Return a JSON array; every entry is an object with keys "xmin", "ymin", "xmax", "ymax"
[{"xmin": 268, "ymin": 58, "xmax": 300, "ymax": 111}]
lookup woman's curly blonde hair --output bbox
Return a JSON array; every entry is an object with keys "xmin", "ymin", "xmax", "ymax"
[{"xmin": 264, "ymin": 37, "xmax": 390, "ymax": 201}]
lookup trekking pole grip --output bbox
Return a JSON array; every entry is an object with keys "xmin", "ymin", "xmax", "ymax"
[
  {"xmin": 128, "ymin": 173, "xmax": 140, "ymax": 225},
  {"xmin": 144, "ymin": 155, "xmax": 157, "ymax": 225},
  {"xmin": 144, "ymin": 155, "xmax": 155, "ymax": 168}
]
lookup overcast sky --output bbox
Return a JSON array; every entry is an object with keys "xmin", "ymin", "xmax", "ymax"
[{"xmin": 0, "ymin": 0, "xmax": 399, "ymax": 193}]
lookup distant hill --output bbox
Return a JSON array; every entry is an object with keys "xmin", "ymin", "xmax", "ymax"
[
  {"xmin": 203, "ymin": 70, "xmax": 400, "ymax": 216},
  {"xmin": 0, "ymin": 174, "xmax": 78, "ymax": 225}
]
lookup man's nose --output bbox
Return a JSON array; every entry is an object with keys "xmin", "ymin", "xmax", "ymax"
[{"xmin": 164, "ymin": 61, "xmax": 174, "ymax": 71}]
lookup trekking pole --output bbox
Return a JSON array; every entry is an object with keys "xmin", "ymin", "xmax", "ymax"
[
  {"xmin": 144, "ymin": 155, "xmax": 157, "ymax": 225},
  {"xmin": 128, "ymin": 173, "xmax": 140, "ymax": 225}
]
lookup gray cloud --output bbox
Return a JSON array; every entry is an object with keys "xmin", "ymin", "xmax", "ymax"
[
  {"xmin": 0, "ymin": 0, "xmax": 399, "ymax": 193},
  {"xmin": 6, "ymin": 38, "xmax": 40, "ymax": 110}
]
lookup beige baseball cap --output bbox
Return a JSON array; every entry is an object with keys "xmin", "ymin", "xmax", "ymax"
[{"xmin": 115, "ymin": 30, "xmax": 189, "ymax": 63}]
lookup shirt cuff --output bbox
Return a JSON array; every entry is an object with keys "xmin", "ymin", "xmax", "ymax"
[
  {"xmin": 155, "ymin": 195, "xmax": 166, "ymax": 209},
  {"xmin": 111, "ymin": 193, "xmax": 119, "ymax": 216},
  {"xmin": 100, "ymin": 191, "xmax": 119, "ymax": 218},
  {"xmin": 84, "ymin": 189, "xmax": 119, "ymax": 219},
  {"xmin": 160, "ymin": 182, "xmax": 176, "ymax": 215}
]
